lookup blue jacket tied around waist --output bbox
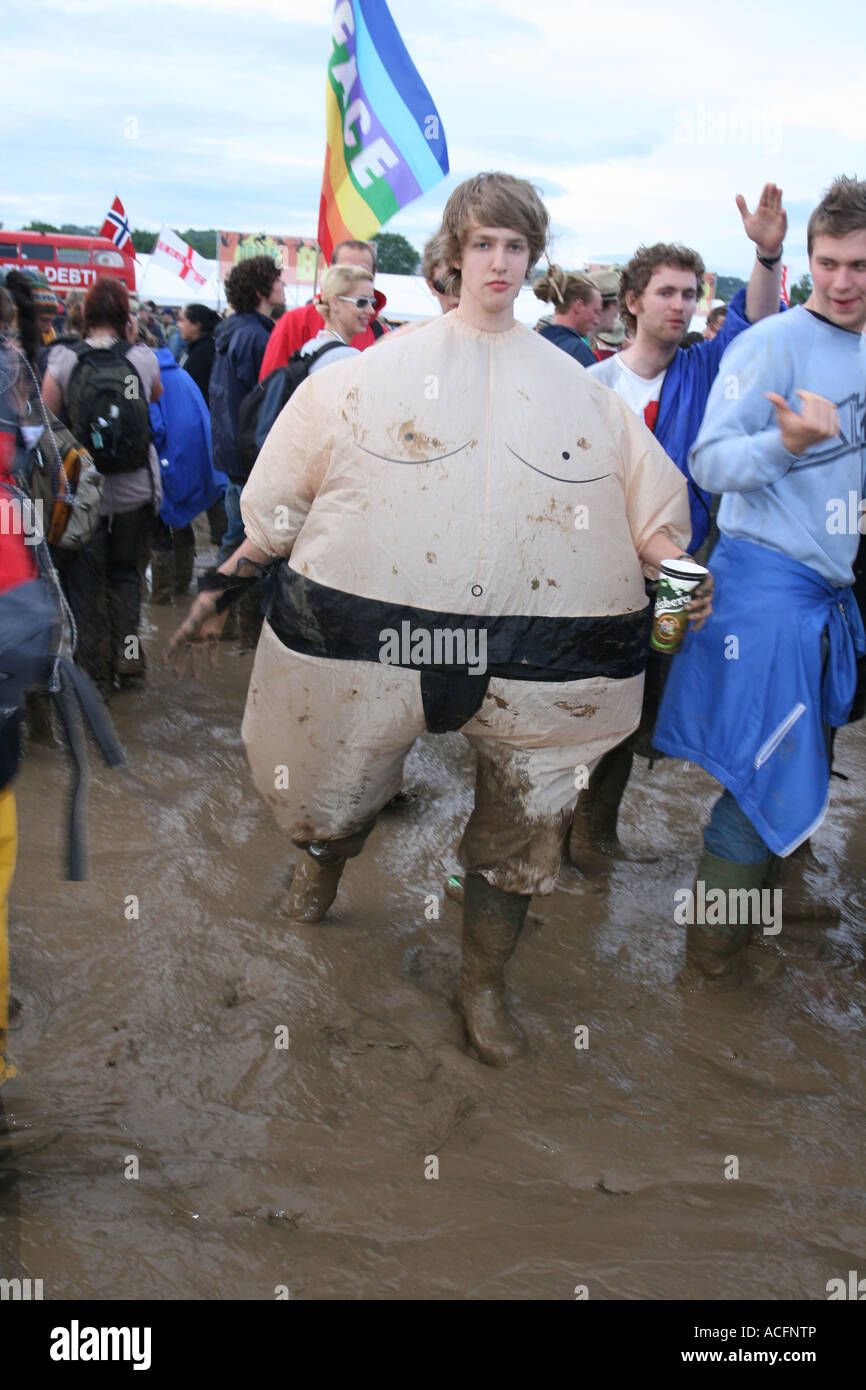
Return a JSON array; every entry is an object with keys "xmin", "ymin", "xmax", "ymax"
[{"xmin": 652, "ymin": 535, "xmax": 866, "ymax": 856}]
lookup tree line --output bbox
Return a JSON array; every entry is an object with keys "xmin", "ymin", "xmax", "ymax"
[
  {"xmin": 11, "ymin": 223, "xmax": 815, "ymax": 302},
  {"xmin": 16, "ymin": 223, "xmax": 425, "ymax": 275}
]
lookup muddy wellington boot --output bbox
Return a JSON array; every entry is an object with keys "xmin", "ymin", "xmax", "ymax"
[
  {"xmin": 568, "ymin": 746, "xmax": 660, "ymax": 872},
  {"xmin": 764, "ymin": 841, "xmax": 839, "ymax": 956},
  {"xmin": 684, "ymin": 850, "xmax": 782, "ymax": 985},
  {"xmin": 284, "ymin": 822, "xmax": 376, "ymax": 924},
  {"xmin": 173, "ymin": 536, "xmax": 196, "ymax": 596},
  {"xmin": 286, "ymin": 852, "xmax": 348, "ymax": 924},
  {"xmin": 771, "ymin": 840, "xmax": 841, "ymax": 924},
  {"xmin": 458, "ymin": 873, "xmax": 531, "ymax": 1067},
  {"xmin": 149, "ymin": 550, "xmax": 174, "ymax": 605}
]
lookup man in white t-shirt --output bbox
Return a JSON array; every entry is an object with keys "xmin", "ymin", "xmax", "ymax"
[
  {"xmin": 569, "ymin": 184, "xmax": 788, "ymax": 873},
  {"xmin": 589, "ymin": 354, "xmax": 667, "ymax": 431}
]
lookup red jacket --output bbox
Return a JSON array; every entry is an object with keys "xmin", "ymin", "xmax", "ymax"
[
  {"xmin": 258, "ymin": 289, "xmax": 388, "ymax": 381},
  {"xmin": 0, "ymin": 432, "xmax": 36, "ymax": 593}
]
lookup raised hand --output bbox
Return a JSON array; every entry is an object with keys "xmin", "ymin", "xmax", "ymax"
[
  {"xmin": 765, "ymin": 389, "xmax": 839, "ymax": 456},
  {"xmin": 736, "ymin": 183, "xmax": 787, "ymax": 257}
]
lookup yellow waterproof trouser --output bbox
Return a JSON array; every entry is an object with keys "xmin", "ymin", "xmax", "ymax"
[{"xmin": 0, "ymin": 786, "xmax": 17, "ymax": 1086}]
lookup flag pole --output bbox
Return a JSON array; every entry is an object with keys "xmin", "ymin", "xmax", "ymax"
[{"xmin": 313, "ymin": 241, "xmax": 322, "ymax": 302}]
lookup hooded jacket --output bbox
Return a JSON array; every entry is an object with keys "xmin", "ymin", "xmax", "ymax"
[{"xmin": 209, "ymin": 311, "xmax": 273, "ymax": 482}]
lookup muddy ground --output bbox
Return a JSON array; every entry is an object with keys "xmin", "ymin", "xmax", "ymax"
[{"xmin": 2, "ymin": 554, "xmax": 866, "ymax": 1301}]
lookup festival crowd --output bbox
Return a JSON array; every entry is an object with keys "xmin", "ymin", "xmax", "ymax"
[{"xmin": 1, "ymin": 171, "xmax": 864, "ymax": 1075}]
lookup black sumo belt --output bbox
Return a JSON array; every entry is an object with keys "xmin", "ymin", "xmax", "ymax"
[{"xmin": 267, "ymin": 563, "xmax": 652, "ymax": 734}]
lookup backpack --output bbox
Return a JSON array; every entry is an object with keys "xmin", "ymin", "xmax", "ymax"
[
  {"xmin": 148, "ymin": 348, "xmax": 226, "ymax": 530},
  {"xmin": 0, "ymin": 337, "xmax": 103, "ymax": 551},
  {"xmin": 65, "ymin": 340, "xmax": 152, "ymax": 475},
  {"xmin": 28, "ymin": 409, "xmax": 103, "ymax": 550},
  {"xmin": 236, "ymin": 341, "xmax": 347, "ymax": 474}
]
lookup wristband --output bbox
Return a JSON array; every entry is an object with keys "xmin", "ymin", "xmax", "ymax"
[{"xmin": 756, "ymin": 246, "xmax": 783, "ymax": 269}]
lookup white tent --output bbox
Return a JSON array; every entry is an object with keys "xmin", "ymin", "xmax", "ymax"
[
  {"xmin": 135, "ymin": 253, "xmax": 222, "ymax": 309},
  {"xmin": 134, "ymin": 255, "xmax": 554, "ymax": 327}
]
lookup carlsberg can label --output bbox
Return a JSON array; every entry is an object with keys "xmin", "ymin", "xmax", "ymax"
[{"xmin": 650, "ymin": 557, "xmax": 709, "ymax": 654}]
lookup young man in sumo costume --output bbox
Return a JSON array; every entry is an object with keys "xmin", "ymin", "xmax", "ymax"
[{"xmin": 168, "ymin": 173, "xmax": 710, "ymax": 1067}]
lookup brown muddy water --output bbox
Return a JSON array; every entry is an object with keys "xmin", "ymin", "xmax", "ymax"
[{"xmin": 2, "ymin": 548, "xmax": 866, "ymax": 1301}]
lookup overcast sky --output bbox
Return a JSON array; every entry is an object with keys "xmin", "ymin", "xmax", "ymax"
[{"xmin": 5, "ymin": 0, "xmax": 865, "ymax": 281}]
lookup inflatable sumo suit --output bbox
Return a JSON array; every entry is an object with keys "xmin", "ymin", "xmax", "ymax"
[{"xmin": 240, "ymin": 313, "xmax": 690, "ymax": 897}]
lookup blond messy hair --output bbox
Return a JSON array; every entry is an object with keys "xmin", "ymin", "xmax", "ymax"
[
  {"xmin": 435, "ymin": 172, "xmax": 550, "ymax": 296},
  {"xmin": 533, "ymin": 265, "xmax": 598, "ymax": 312}
]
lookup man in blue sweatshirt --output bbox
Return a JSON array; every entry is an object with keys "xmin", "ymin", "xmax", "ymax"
[
  {"xmin": 653, "ymin": 176, "xmax": 866, "ymax": 982},
  {"xmin": 569, "ymin": 184, "xmax": 788, "ymax": 872}
]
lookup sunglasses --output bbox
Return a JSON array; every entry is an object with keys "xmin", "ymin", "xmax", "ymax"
[{"xmin": 337, "ymin": 295, "xmax": 374, "ymax": 310}]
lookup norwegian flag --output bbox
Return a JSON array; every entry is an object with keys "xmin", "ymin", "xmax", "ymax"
[{"xmin": 100, "ymin": 196, "xmax": 134, "ymax": 255}]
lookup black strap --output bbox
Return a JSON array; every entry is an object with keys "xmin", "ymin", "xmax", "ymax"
[
  {"xmin": 267, "ymin": 564, "xmax": 652, "ymax": 683},
  {"xmin": 50, "ymin": 659, "xmax": 126, "ymax": 880},
  {"xmin": 306, "ymin": 339, "xmax": 350, "ymax": 364}
]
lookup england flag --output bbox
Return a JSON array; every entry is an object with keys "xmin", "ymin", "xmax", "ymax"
[
  {"xmin": 100, "ymin": 196, "xmax": 133, "ymax": 255},
  {"xmin": 151, "ymin": 225, "xmax": 210, "ymax": 288}
]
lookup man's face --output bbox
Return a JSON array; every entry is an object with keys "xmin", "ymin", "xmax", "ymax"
[
  {"xmin": 36, "ymin": 311, "xmax": 55, "ymax": 339},
  {"xmin": 267, "ymin": 276, "xmax": 286, "ymax": 308},
  {"xmin": 628, "ymin": 265, "xmax": 699, "ymax": 346},
  {"xmin": 570, "ymin": 289, "xmax": 602, "ymax": 337},
  {"xmin": 808, "ymin": 230, "xmax": 866, "ymax": 332},
  {"xmin": 334, "ymin": 246, "xmax": 376, "ymax": 278},
  {"xmin": 457, "ymin": 226, "xmax": 530, "ymax": 315}
]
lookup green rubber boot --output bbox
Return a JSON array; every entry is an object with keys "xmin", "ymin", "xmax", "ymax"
[
  {"xmin": 764, "ymin": 842, "xmax": 839, "ymax": 957},
  {"xmin": 283, "ymin": 822, "xmax": 376, "ymax": 924},
  {"xmin": 149, "ymin": 550, "xmax": 174, "ymax": 605},
  {"xmin": 567, "ymin": 746, "xmax": 660, "ymax": 873},
  {"xmin": 173, "ymin": 536, "xmax": 196, "ymax": 596},
  {"xmin": 458, "ymin": 874, "xmax": 531, "ymax": 1067},
  {"xmin": 685, "ymin": 850, "xmax": 781, "ymax": 984}
]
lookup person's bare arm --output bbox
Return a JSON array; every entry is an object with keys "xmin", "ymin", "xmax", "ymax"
[
  {"xmin": 739, "ymin": 183, "xmax": 787, "ymax": 324},
  {"xmin": 164, "ymin": 537, "xmax": 271, "ymax": 676}
]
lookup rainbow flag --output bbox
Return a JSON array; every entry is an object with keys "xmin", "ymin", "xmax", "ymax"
[{"xmin": 317, "ymin": 0, "xmax": 449, "ymax": 264}]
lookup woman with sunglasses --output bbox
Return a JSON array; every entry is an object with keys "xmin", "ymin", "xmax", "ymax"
[{"xmin": 299, "ymin": 265, "xmax": 376, "ymax": 372}]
